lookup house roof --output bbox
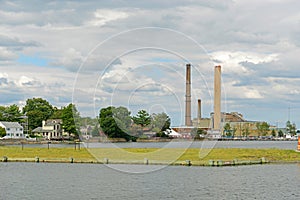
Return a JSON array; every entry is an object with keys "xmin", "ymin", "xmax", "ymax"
[
  {"xmin": 32, "ymin": 127, "xmax": 43, "ymax": 132},
  {"xmin": 0, "ymin": 121, "xmax": 23, "ymax": 129},
  {"xmin": 45, "ymin": 119, "xmax": 62, "ymax": 126}
]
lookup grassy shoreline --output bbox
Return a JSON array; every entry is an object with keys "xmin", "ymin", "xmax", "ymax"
[{"xmin": 0, "ymin": 147, "xmax": 299, "ymax": 166}]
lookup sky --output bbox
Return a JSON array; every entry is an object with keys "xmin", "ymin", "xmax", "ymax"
[{"xmin": 0, "ymin": 0, "xmax": 300, "ymax": 128}]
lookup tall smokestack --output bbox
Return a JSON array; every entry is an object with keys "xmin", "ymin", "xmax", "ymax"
[
  {"xmin": 185, "ymin": 64, "xmax": 192, "ymax": 126},
  {"xmin": 197, "ymin": 99, "xmax": 202, "ymax": 121},
  {"xmin": 214, "ymin": 65, "xmax": 221, "ymax": 130}
]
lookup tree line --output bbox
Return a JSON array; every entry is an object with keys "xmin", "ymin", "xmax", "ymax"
[
  {"xmin": 0, "ymin": 98, "xmax": 79, "ymax": 137},
  {"xmin": 99, "ymin": 107, "xmax": 171, "ymax": 141},
  {"xmin": 0, "ymin": 98, "xmax": 171, "ymax": 141}
]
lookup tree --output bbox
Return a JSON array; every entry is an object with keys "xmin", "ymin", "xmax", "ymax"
[
  {"xmin": 61, "ymin": 103, "xmax": 80, "ymax": 138},
  {"xmin": 113, "ymin": 106, "xmax": 132, "ymax": 132},
  {"xmin": 256, "ymin": 122, "xmax": 270, "ymax": 136},
  {"xmin": 132, "ymin": 110, "xmax": 151, "ymax": 127},
  {"xmin": 242, "ymin": 123, "xmax": 250, "ymax": 137},
  {"xmin": 232, "ymin": 127, "xmax": 237, "ymax": 137},
  {"xmin": 23, "ymin": 98, "xmax": 54, "ymax": 131},
  {"xmin": 278, "ymin": 130, "xmax": 284, "ymax": 137},
  {"xmin": 99, "ymin": 106, "xmax": 132, "ymax": 141},
  {"xmin": 0, "ymin": 127, "xmax": 6, "ymax": 137},
  {"xmin": 191, "ymin": 128, "xmax": 206, "ymax": 139},
  {"xmin": 0, "ymin": 105, "xmax": 22, "ymax": 122},
  {"xmin": 0, "ymin": 106, "xmax": 5, "ymax": 120},
  {"xmin": 51, "ymin": 107, "xmax": 63, "ymax": 119},
  {"xmin": 151, "ymin": 112, "xmax": 171, "ymax": 136},
  {"xmin": 286, "ymin": 121, "xmax": 296, "ymax": 136},
  {"xmin": 271, "ymin": 129, "xmax": 276, "ymax": 137},
  {"xmin": 223, "ymin": 123, "xmax": 232, "ymax": 137}
]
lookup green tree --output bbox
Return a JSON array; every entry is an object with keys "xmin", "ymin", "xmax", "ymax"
[
  {"xmin": 113, "ymin": 106, "xmax": 132, "ymax": 132},
  {"xmin": 191, "ymin": 128, "xmax": 206, "ymax": 139},
  {"xmin": 79, "ymin": 117, "xmax": 98, "ymax": 127},
  {"xmin": 61, "ymin": 104, "xmax": 80, "ymax": 138},
  {"xmin": 0, "ymin": 127, "xmax": 6, "ymax": 137},
  {"xmin": 223, "ymin": 123, "xmax": 232, "ymax": 137},
  {"xmin": 256, "ymin": 122, "xmax": 270, "ymax": 136},
  {"xmin": 286, "ymin": 121, "xmax": 296, "ymax": 136},
  {"xmin": 0, "ymin": 106, "xmax": 5, "ymax": 120},
  {"xmin": 23, "ymin": 98, "xmax": 54, "ymax": 131},
  {"xmin": 0, "ymin": 105, "xmax": 22, "ymax": 122},
  {"xmin": 132, "ymin": 110, "xmax": 151, "ymax": 127},
  {"xmin": 151, "ymin": 112, "xmax": 171, "ymax": 137},
  {"xmin": 278, "ymin": 130, "xmax": 284, "ymax": 137},
  {"xmin": 232, "ymin": 127, "xmax": 237, "ymax": 137},
  {"xmin": 242, "ymin": 123, "xmax": 250, "ymax": 137},
  {"xmin": 51, "ymin": 107, "xmax": 63, "ymax": 119},
  {"xmin": 271, "ymin": 129, "xmax": 276, "ymax": 137},
  {"xmin": 99, "ymin": 106, "xmax": 132, "ymax": 141}
]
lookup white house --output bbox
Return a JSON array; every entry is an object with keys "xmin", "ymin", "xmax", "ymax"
[
  {"xmin": 0, "ymin": 121, "xmax": 24, "ymax": 139},
  {"xmin": 32, "ymin": 119, "xmax": 63, "ymax": 140}
]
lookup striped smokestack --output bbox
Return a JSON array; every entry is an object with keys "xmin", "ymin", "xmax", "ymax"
[
  {"xmin": 185, "ymin": 64, "xmax": 192, "ymax": 126},
  {"xmin": 214, "ymin": 65, "xmax": 221, "ymax": 130}
]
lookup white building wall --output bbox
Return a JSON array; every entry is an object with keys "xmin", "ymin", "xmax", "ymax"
[{"xmin": 0, "ymin": 122, "xmax": 24, "ymax": 139}]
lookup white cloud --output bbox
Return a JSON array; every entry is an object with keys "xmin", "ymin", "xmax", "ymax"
[
  {"xmin": 17, "ymin": 76, "xmax": 40, "ymax": 87},
  {"xmin": 211, "ymin": 51, "xmax": 279, "ymax": 75},
  {"xmin": 244, "ymin": 88, "xmax": 264, "ymax": 99},
  {"xmin": 87, "ymin": 9, "xmax": 130, "ymax": 27},
  {"xmin": 53, "ymin": 48, "xmax": 84, "ymax": 71},
  {"xmin": 0, "ymin": 1, "xmax": 300, "ymax": 126}
]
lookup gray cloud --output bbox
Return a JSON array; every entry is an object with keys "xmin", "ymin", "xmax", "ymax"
[
  {"xmin": 1, "ymin": 0, "xmax": 300, "ymax": 126},
  {"xmin": 0, "ymin": 77, "xmax": 8, "ymax": 85},
  {"xmin": 0, "ymin": 34, "xmax": 40, "ymax": 47}
]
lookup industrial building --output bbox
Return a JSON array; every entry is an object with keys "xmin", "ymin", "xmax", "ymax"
[{"xmin": 173, "ymin": 64, "xmax": 272, "ymax": 138}]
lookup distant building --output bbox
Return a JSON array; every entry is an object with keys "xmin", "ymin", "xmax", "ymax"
[
  {"xmin": 0, "ymin": 121, "xmax": 24, "ymax": 139},
  {"xmin": 221, "ymin": 112, "xmax": 269, "ymax": 137},
  {"xmin": 192, "ymin": 118, "xmax": 211, "ymax": 130},
  {"xmin": 193, "ymin": 112, "xmax": 273, "ymax": 137},
  {"xmin": 32, "ymin": 119, "xmax": 63, "ymax": 140}
]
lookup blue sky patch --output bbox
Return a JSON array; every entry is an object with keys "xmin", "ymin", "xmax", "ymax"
[{"xmin": 17, "ymin": 54, "xmax": 48, "ymax": 67}]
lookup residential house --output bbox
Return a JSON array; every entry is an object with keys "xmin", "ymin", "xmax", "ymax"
[
  {"xmin": 0, "ymin": 121, "xmax": 24, "ymax": 139},
  {"xmin": 32, "ymin": 119, "xmax": 63, "ymax": 140}
]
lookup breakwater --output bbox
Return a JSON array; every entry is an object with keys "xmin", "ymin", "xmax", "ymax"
[{"xmin": 0, "ymin": 155, "xmax": 275, "ymax": 167}]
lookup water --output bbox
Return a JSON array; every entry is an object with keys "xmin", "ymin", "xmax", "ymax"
[
  {"xmin": 0, "ymin": 162, "xmax": 299, "ymax": 200},
  {"xmin": 11, "ymin": 140, "xmax": 298, "ymax": 150},
  {"xmin": 86, "ymin": 140, "xmax": 297, "ymax": 149}
]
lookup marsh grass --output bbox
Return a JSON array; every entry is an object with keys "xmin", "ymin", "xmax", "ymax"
[{"xmin": 0, "ymin": 146, "xmax": 299, "ymax": 165}]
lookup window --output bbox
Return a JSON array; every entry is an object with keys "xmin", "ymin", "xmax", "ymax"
[
  {"xmin": 16, "ymin": 134, "xmax": 19, "ymax": 137},
  {"xmin": 20, "ymin": 128, "xmax": 23, "ymax": 131},
  {"xmin": 7, "ymin": 128, "xmax": 10, "ymax": 131}
]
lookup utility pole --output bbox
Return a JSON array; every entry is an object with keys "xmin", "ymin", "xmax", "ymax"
[{"xmin": 288, "ymin": 106, "xmax": 291, "ymax": 122}]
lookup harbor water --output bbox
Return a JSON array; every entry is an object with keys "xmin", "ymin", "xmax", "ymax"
[{"xmin": 0, "ymin": 162, "xmax": 299, "ymax": 200}]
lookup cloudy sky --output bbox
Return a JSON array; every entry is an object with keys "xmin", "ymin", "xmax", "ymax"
[{"xmin": 0, "ymin": 0, "xmax": 300, "ymax": 127}]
